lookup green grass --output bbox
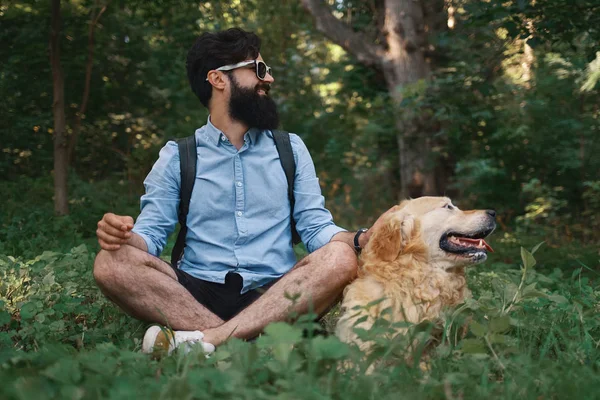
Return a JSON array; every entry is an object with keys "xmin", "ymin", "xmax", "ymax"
[{"xmin": 1, "ymin": 239, "xmax": 599, "ymax": 399}]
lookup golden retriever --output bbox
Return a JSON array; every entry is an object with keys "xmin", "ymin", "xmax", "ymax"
[{"xmin": 336, "ymin": 196, "xmax": 496, "ymax": 355}]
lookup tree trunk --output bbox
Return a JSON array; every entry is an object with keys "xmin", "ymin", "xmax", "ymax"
[
  {"xmin": 50, "ymin": 0, "xmax": 69, "ymax": 215},
  {"xmin": 301, "ymin": 0, "xmax": 435, "ymax": 200},
  {"xmin": 521, "ymin": 19, "xmax": 535, "ymax": 88},
  {"xmin": 382, "ymin": 0, "xmax": 432, "ymax": 199}
]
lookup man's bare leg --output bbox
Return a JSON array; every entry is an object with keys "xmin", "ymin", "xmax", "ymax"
[
  {"xmin": 202, "ymin": 241, "xmax": 357, "ymax": 346},
  {"xmin": 93, "ymin": 245, "xmax": 224, "ymax": 330}
]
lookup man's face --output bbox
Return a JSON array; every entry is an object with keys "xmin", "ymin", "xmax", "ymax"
[{"xmin": 227, "ymin": 55, "xmax": 279, "ymax": 130}]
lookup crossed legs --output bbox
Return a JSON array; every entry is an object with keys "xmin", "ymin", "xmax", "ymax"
[{"xmin": 93, "ymin": 242, "xmax": 357, "ymax": 346}]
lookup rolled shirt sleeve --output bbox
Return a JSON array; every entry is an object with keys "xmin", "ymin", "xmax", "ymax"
[
  {"xmin": 131, "ymin": 141, "xmax": 181, "ymax": 257},
  {"xmin": 289, "ymin": 134, "xmax": 346, "ymax": 253}
]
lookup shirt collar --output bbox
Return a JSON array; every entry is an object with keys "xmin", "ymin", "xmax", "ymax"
[
  {"xmin": 205, "ymin": 116, "xmax": 225, "ymax": 146},
  {"xmin": 245, "ymin": 127, "xmax": 261, "ymax": 145},
  {"xmin": 205, "ymin": 115, "xmax": 262, "ymax": 147}
]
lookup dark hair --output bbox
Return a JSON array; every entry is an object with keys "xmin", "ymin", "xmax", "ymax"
[{"xmin": 186, "ymin": 28, "xmax": 261, "ymax": 108}]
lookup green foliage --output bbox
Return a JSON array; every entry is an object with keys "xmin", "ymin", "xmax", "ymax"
[
  {"xmin": 0, "ymin": 176, "xmax": 140, "ymax": 258},
  {"xmin": 3, "ymin": 0, "xmax": 598, "ymax": 233},
  {"xmin": 0, "ymin": 245, "xmax": 143, "ymax": 351},
  {"xmin": 0, "ymin": 0, "xmax": 207, "ymax": 182},
  {"xmin": 1, "ymin": 0, "xmax": 599, "ymax": 396},
  {"xmin": 581, "ymin": 180, "xmax": 600, "ymax": 241},
  {"xmin": 412, "ymin": 0, "xmax": 600, "ymax": 235},
  {"xmin": 1, "ymin": 243, "xmax": 599, "ymax": 399}
]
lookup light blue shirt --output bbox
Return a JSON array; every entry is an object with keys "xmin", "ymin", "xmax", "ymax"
[{"xmin": 132, "ymin": 118, "xmax": 346, "ymax": 293}]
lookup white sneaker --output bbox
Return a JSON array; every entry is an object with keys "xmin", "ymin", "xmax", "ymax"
[{"xmin": 141, "ymin": 326, "xmax": 215, "ymax": 356}]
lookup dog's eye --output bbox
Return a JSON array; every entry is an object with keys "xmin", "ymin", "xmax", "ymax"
[{"xmin": 444, "ymin": 204, "xmax": 455, "ymax": 210}]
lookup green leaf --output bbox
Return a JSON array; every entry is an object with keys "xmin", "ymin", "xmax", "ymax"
[
  {"xmin": 490, "ymin": 316, "xmax": 510, "ymax": 333},
  {"xmin": 521, "ymin": 288, "xmax": 548, "ymax": 299},
  {"xmin": 20, "ymin": 302, "xmax": 37, "ymax": 320},
  {"xmin": 536, "ymin": 275, "xmax": 554, "ymax": 284},
  {"xmin": 520, "ymin": 247, "xmax": 536, "ymax": 269},
  {"xmin": 49, "ymin": 320, "xmax": 66, "ymax": 332},
  {"xmin": 503, "ymin": 283, "xmax": 518, "ymax": 304},
  {"xmin": 365, "ymin": 297, "xmax": 387, "ymax": 309},
  {"xmin": 548, "ymin": 294, "xmax": 569, "ymax": 304},
  {"xmin": 461, "ymin": 338, "xmax": 486, "ymax": 354},
  {"xmin": 469, "ymin": 321, "xmax": 487, "ymax": 337},
  {"xmin": 311, "ymin": 336, "xmax": 349, "ymax": 360},
  {"xmin": 262, "ymin": 322, "xmax": 303, "ymax": 344},
  {"xmin": 42, "ymin": 271, "xmax": 56, "ymax": 286},
  {"xmin": 257, "ymin": 323, "xmax": 303, "ymax": 365},
  {"xmin": 488, "ymin": 333, "xmax": 509, "ymax": 345},
  {"xmin": 352, "ymin": 315, "xmax": 368, "ymax": 326},
  {"xmin": 521, "ymin": 283, "xmax": 548, "ymax": 299},
  {"xmin": 42, "ymin": 359, "xmax": 82, "ymax": 384},
  {"xmin": 530, "ymin": 241, "xmax": 545, "ymax": 255},
  {"xmin": 0, "ymin": 310, "xmax": 11, "ymax": 326}
]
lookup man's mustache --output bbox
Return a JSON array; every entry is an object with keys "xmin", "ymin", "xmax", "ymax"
[{"xmin": 256, "ymin": 83, "xmax": 271, "ymax": 94}]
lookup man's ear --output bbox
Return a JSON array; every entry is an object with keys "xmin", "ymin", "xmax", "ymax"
[
  {"xmin": 364, "ymin": 211, "xmax": 417, "ymax": 262},
  {"xmin": 206, "ymin": 70, "xmax": 227, "ymax": 90}
]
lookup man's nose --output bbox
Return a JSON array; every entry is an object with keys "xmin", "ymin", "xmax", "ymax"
[{"xmin": 263, "ymin": 72, "xmax": 274, "ymax": 84}]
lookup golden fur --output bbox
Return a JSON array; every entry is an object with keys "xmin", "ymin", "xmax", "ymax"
[{"xmin": 336, "ymin": 196, "xmax": 495, "ymax": 354}]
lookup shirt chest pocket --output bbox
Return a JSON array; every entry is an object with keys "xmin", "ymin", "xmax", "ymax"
[{"xmin": 246, "ymin": 164, "xmax": 290, "ymax": 220}]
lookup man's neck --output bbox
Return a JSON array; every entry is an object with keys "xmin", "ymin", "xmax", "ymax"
[{"xmin": 209, "ymin": 109, "xmax": 248, "ymax": 150}]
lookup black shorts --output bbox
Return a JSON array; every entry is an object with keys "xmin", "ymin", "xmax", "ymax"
[{"xmin": 173, "ymin": 269, "xmax": 277, "ymax": 321}]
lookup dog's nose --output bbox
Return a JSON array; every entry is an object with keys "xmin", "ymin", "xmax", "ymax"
[{"xmin": 485, "ymin": 209, "xmax": 496, "ymax": 218}]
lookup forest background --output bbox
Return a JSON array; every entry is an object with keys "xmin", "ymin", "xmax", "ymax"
[{"xmin": 1, "ymin": 0, "xmax": 600, "ymax": 398}]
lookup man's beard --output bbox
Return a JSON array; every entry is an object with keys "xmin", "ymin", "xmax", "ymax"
[{"xmin": 228, "ymin": 74, "xmax": 279, "ymax": 131}]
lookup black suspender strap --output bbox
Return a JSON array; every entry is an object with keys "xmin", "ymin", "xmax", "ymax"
[
  {"xmin": 171, "ymin": 135, "xmax": 197, "ymax": 268},
  {"xmin": 272, "ymin": 130, "xmax": 301, "ymax": 245}
]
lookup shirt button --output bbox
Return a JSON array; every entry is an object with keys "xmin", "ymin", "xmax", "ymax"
[
  {"xmin": 221, "ymin": 135, "xmax": 226, "ymax": 141},
  {"xmin": 237, "ymin": 211, "xmax": 242, "ymax": 217},
  {"xmin": 236, "ymin": 182, "xmax": 242, "ymax": 187}
]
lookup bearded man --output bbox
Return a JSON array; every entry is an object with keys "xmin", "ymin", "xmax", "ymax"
[{"xmin": 93, "ymin": 28, "xmax": 390, "ymax": 355}]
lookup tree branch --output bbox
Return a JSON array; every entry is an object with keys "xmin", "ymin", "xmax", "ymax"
[{"xmin": 300, "ymin": 0, "xmax": 385, "ymax": 67}]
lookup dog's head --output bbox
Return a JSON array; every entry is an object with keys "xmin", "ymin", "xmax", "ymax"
[{"xmin": 363, "ymin": 196, "xmax": 496, "ymax": 271}]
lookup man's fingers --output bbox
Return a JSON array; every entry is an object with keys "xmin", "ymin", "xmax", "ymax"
[
  {"xmin": 103, "ymin": 213, "xmax": 134, "ymax": 232},
  {"xmin": 122, "ymin": 216, "xmax": 134, "ymax": 230},
  {"xmin": 98, "ymin": 220, "xmax": 131, "ymax": 239},
  {"xmin": 97, "ymin": 212, "xmax": 134, "ymax": 251},
  {"xmin": 96, "ymin": 229, "xmax": 128, "ymax": 245},
  {"xmin": 98, "ymin": 239, "xmax": 121, "ymax": 251}
]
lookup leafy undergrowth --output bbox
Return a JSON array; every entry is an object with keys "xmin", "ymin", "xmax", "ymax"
[
  {"xmin": 1, "ymin": 244, "xmax": 599, "ymax": 399},
  {"xmin": 0, "ymin": 176, "xmax": 141, "ymax": 259}
]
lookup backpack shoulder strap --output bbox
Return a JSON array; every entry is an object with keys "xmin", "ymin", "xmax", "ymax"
[
  {"xmin": 272, "ymin": 130, "xmax": 302, "ymax": 245},
  {"xmin": 171, "ymin": 134, "xmax": 197, "ymax": 268}
]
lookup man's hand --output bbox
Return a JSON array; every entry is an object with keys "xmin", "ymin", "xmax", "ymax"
[
  {"xmin": 96, "ymin": 213, "xmax": 134, "ymax": 251},
  {"xmin": 358, "ymin": 205, "xmax": 402, "ymax": 248}
]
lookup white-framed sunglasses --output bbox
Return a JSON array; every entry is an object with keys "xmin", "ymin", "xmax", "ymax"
[{"xmin": 205, "ymin": 59, "xmax": 273, "ymax": 82}]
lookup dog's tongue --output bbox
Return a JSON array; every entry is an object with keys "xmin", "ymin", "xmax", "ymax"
[{"xmin": 459, "ymin": 237, "xmax": 494, "ymax": 253}]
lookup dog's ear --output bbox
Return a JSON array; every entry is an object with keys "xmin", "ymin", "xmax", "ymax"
[{"xmin": 365, "ymin": 211, "xmax": 417, "ymax": 262}]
